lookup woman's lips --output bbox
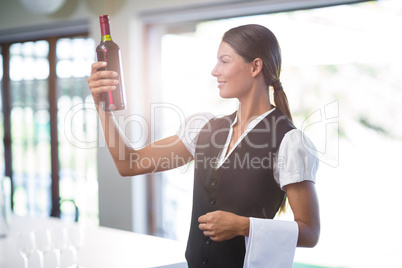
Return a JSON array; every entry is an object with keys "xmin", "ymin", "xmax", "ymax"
[{"xmin": 218, "ymin": 81, "xmax": 226, "ymax": 89}]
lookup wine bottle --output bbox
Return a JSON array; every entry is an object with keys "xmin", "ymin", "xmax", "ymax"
[{"xmin": 96, "ymin": 15, "xmax": 126, "ymax": 111}]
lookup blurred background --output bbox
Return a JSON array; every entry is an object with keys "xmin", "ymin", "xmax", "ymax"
[{"xmin": 0, "ymin": 0, "xmax": 401, "ymax": 267}]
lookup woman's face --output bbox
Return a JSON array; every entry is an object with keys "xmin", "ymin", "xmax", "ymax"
[{"xmin": 211, "ymin": 41, "xmax": 254, "ymax": 99}]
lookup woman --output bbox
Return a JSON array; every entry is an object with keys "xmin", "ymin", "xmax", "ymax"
[{"xmin": 88, "ymin": 24, "xmax": 320, "ymax": 267}]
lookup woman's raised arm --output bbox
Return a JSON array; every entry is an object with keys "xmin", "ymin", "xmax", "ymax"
[{"xmin": 88, "ymin": 62, "xmax": 193, "ymax": 176}]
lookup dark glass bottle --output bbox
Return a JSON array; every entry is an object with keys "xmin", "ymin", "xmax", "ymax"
[{"xmin": 96, "ymin": 15, "xmax": 126, "ymax": 112}]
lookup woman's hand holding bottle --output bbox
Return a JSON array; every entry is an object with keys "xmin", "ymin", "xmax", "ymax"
[{"xmin": 87, "ymin": 62, "xmax": 119, "ymax": 108}]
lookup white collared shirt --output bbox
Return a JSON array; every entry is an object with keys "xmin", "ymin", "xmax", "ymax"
[{"xmin": 177, "ymin": 108, "xmax": 319, "ymax": 190}]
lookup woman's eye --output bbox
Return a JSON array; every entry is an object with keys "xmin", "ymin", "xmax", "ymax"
[{"xmin": 221, "ymin": 60, "xmax": 227, "ymax": 64}]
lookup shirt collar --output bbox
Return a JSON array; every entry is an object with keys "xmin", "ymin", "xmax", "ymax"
[{"xmin": 231, "ymin": 107, "xmax": 277, "ymax": 130}]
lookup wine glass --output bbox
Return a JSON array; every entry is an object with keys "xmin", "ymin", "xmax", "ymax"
[
  {"xmin": 67, "ymin": 225, "xmax": 85, "ymax": 268},
  {"xmin": 18, "ymin": 231, "xmax": 36, "ymax": 268},
  {"xmin": 50, "ymin": 227, "xmax": 69, "ymax": 268},
  {"xmin": 34, "ymin": 229, "xmax": 53, "ymax": 268}
]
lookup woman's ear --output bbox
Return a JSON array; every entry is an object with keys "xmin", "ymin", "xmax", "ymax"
[{"xmin": 251, "ymin": 58, "xmax": 263, "ymax": 77}]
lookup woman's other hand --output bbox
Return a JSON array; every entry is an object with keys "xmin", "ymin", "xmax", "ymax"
[{"xmin": 198, "ymin": 210, "xmax": 249, "ymax": 242}]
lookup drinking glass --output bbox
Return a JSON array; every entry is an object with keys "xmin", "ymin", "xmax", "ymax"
[
  {"xmin": 18, "ymin": 231, "xmax": 36, "ymax": 268},
  {"xmin": 67, "ymin": 225, "xmax": 85, "ymax": 268},
  {"xmin": 50, "ymin": 227, "xmax": 69, "ymax": 268},
  {"xmin": 34, "ymin": 229, "xmax": 53, "ymax": 268}
]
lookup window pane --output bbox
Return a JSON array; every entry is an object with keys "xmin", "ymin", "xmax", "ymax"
[
  {"xmin": 56, "ymin": 38, "xmax": 71, "ymax": 60},
  {"xmin": 11, "ymin": 79, "xmax": 51, "ymax": 217},
  {"xmin": 35, "ymin": 58, "xmax": 50, "ymax": 80},
  {"xmin": 57, "ymin": 38, "xmax": 94, "ymax": 78},
  {"xmin": 10, "ymin": 41, "xmax": 49, "ymax": 81},
  {"xmin": 10, "ymin": 56, "xmax": 23, "ymax": 81},
  {"xmin": 21, "ymin": 41, "xmax": 34, "ymax": 56},
  {"xmin": 56, "ymin": 37, "xmax": 98, "ymax": 224},
  {"xmin": 34, "ymin": 40, "xmax": 49, "ymax": 57},
  {"xmin": 10, "ymin": 40, "xmax": 51, "ymax": 217}
]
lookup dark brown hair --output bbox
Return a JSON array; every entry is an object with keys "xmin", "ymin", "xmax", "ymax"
[
  {"xmin": 222, "ymin": 25, "xmax": 292, "ymax": 213},
  {"xmin": 222, "ymin": 24, "xmax": 293, "ymax": 123}
]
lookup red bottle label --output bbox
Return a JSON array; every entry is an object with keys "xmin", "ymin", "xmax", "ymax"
[{"xmin": 99, "ymin": 15, "xmax": 110, "ymax": 36}]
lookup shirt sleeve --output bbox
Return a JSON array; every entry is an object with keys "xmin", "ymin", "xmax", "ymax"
[
  {"xmin": 176, "ymin": 112, "xmax": 215, "ymax": 156},
  {"xmin": 274, "ymin": 129, "xmax": 319, "ymax": 190}
]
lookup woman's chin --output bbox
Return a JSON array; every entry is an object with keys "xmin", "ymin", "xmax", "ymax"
[{"xmin": 219, "ymin": 90, "xmax": 233, "ymax": 99}]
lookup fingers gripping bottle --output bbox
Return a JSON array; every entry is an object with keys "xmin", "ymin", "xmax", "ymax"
[{"xmin": 96, "ymin": 15, "xmax": 126, "ymax": 111}]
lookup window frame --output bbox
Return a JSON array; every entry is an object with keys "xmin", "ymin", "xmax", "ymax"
[{"xmin": 0, "ymin": 21, "xmax": 90, "ymax": 216}]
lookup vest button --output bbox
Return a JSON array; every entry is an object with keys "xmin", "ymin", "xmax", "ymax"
[
  {"xmin": 211, "ymin": 179, "xmax": 217, "ymax": 186},
  {"xmin": 210, "ymin": 198, "xmax": 216, "ymax": 205},
  {"xmin": 202, "ymin": 257, "xmax": 208, "ymax": 264},
  {"xmin": 206, "ymin": 238, "xmax": 212, "ymax": 245}
]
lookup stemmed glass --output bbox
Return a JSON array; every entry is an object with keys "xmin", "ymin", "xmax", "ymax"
[
  {"xmin": 50, "ymin": 227, "xmax": 69, "ymax": 268},
  {"xmin": 34, "ymin": 229, "xmax": 53, "ymax": 268},
  {"xmin": 18, "ymin": 231, "xmax": 36, "ymax": 268},
  {"xmin": 67, "ymin": 225, "xmax": 85, "ymax": 268}
]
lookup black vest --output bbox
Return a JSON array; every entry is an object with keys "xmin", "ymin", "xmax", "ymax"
[
  {"xmin": 185, "ymin": 108, "xmax": 295, "ymax": 267},
  {"xmin": 186, "ymin": 109, "xmax": 295, "ymax": 268}
]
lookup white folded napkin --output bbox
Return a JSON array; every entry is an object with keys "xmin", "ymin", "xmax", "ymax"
[{"xmin": 244, "ymin": 218, "xmax": 298, "ymax": 268}]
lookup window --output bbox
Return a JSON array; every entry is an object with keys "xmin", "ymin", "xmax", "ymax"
[
  {"xmin": 10, "ymin": 41, "xmax": 51, "ymax": 216},
  {"xmin": 56, "ymin": 37, "xmax": 98, "ymax": 224},
  {"xmin": 1, "ymin": 35, "xmax": 98, "ymax": 224}
]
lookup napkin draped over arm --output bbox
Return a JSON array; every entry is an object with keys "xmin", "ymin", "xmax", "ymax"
[{"xmin": 244, "ymin": 218, "xmax": 298, "ymax": 268}]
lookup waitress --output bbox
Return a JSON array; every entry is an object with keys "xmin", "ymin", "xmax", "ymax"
[{"xmin": 88, "ymin": 24, "xmax": 320, "ymax": 267}]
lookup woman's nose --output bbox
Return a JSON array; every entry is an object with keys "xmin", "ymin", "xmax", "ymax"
[{"xmin": 211, "ymin": 63, "xmax": 219, "ymax": 77}]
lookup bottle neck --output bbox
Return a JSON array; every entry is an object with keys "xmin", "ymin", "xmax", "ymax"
[{"xmin": 100, "ymin": 21, "xmax": 112, "ymax": 41}]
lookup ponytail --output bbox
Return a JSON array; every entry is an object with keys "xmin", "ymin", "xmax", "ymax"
[
  {"xmin": 272, "ymin": 80, "xmax": 293, "ymax": 123},
  {"xmin": 272, "ymin": 80, "xmax": 292, "ymax": 215}
]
